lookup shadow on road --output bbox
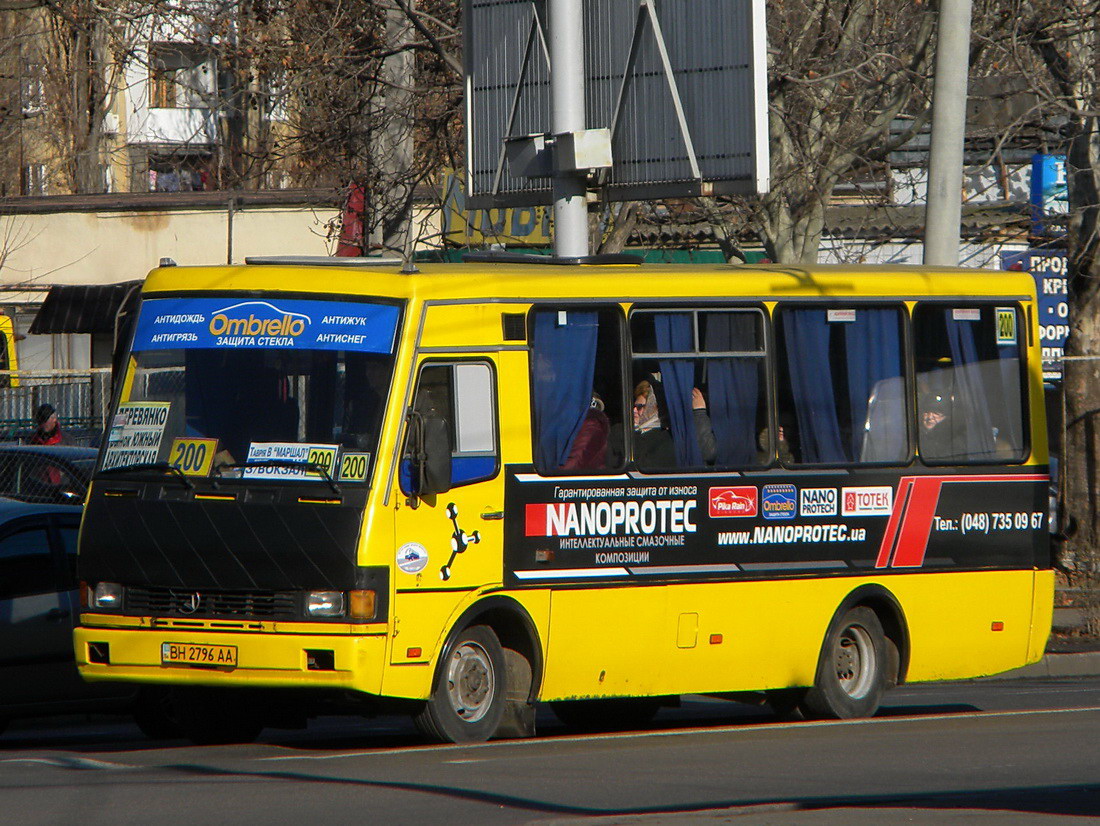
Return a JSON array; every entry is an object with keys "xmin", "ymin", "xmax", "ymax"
[{"xmin": 161, "ymin": 759, "xmax": 1100, "ymax": 820}]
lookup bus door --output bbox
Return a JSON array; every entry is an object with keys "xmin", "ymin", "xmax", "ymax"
[{"xmin": 390, "ymin": 357, "xmax": 503, "ymax": 666}]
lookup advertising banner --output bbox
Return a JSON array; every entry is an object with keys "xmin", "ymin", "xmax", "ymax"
[
  {"xmin": 1001, "ymin": 249, "xmax": 1068, "ymax": 380},
  {"xmin": 504, "ymin": 468, "xmax": 1046, "ymax": 584},
  {"xmin": 131, "ymin": 297, "xmax": 400, "ymax": 354},
  {"xmin": 1030, "ymin": 153, "xmax": 1068, "ymax": 237}
]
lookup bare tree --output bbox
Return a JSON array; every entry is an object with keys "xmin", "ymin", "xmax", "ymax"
[
  {"xmin": 723, "ymin": 0, "xmax": 942, "ymax": 264},
  {"xmin": 994, "ymin": 0, "xmax": 1100, "ymax": 632}
]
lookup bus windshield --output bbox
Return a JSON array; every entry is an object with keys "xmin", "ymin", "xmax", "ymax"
[{"xmin": 100, "ymin": 296, "xmax": 401, "ymax": 485}]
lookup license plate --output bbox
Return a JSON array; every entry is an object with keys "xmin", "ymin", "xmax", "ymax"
[{"xmin": 161, "ymin": 642, "xmax": 238, "ymax": 667}]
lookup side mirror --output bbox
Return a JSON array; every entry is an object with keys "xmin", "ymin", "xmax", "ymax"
[{"xmin": 406, "ymin": 410, "xmax": 452, "ymax": 499}]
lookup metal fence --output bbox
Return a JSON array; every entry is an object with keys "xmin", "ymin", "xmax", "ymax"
[{"xmin": 0, "ymin": 369, "xmax": 113, "ymax": 447}]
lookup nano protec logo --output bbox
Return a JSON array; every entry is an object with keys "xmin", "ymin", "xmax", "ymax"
[
  {"xmin": 524, "ymin": 500, "xmax": 697, "ymax": 537},
  {"xmin": 708, "ymin": 486, "xmax": 758, "ymax": 518},
  {"xmin": 842, "ymin": 486, "xmax": 893, "ymax": 516},
  {"xmin": 800, "ymin": 488, "xmax": 838, "ymax": 517},
  {"xmin": 762, "ymin": 484, "xmax": 797, "ymax": 520}
]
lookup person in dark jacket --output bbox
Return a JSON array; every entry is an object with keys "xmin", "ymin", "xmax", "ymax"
[
  {"xmin": 30, "ymin": 404, "xmax": 64, "ymax": 446},
  {"xmin": 563, "ymin": 393, "xmax": 610, "ymax": 470}
]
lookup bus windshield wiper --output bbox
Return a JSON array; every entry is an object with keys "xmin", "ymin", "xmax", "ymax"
[
  {"xmin": 98, "ymin": 461, "xmax": 194, "ymax": 490},
  {"xmin": 216, "ymin": 460, "xmax": 342, "ymax": 497}
]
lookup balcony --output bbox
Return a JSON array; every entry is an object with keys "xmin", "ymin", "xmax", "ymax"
[{"xmin": 128, "ymin": 107, "xmax": 217, "ymax": 146}]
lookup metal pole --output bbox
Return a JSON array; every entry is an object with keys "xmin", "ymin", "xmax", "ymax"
[
  {"xmin": 227, "ymin": 194, "xmax": 235, "ymax": 264},
  {"xmin": 549, "ymin": 0, "xmax": 589, "ymax": 258},
  {"xmin": 923, "ymin": 0, "xmax": 973, "ymax": 266}
]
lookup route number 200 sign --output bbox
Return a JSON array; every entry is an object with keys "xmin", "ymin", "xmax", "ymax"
[{"xmin": 169, "ymin": 437, "xmax": 219, "ymax": 476}]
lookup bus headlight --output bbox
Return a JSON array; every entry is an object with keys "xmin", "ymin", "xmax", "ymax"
[
  {"xmin": 92, "ymin": 582, "xmax": 124, "ymax": 610},
  {"xmin": 306, "ymin": 591, "xmax": 346, "ymax": 618}
]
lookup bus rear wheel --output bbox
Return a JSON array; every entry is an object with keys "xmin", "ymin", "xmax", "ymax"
[
  {"xmin": 415, "ymin": 625, "xmax": 506, "ymax": 743},
  {"xmin": 801, "ymin": 606, "xmax": 887, "ymax": 719}
]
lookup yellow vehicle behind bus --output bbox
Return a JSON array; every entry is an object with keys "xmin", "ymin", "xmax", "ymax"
[
  {"xmin": 75, "ymin": 256, "xmax": 1053, "ymax": 743},
  {"xmin": 0, "ymin": 311, "xmax": 19, "ymax": 387}
]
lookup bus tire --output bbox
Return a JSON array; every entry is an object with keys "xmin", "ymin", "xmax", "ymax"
[
  {"xmin": 550, "ymin": 697, "xmax": 662, "ymax": 732},
  {"xmin": 801, "ymin": 606, "xmax": 887, "ymax": 720},
  {"xmin": 132, "ymin": 687, "xmax": 182, "ymax": 740},
  {"xmin": 415, "ymin": 625, "xmax": 506, "ymax": 743}
]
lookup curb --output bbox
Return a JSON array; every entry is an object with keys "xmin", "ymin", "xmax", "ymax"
[{"xmin": 990, "ymin": 651, "xmax": 1100, "ymax": 679}]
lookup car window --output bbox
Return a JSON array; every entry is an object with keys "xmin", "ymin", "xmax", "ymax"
[
  {"xmin": 57, "ymin": 524, "xmax": 79, "ymax": 589},
  {"xmin": 0, "ymin": 525, "xmax": 56, "ymax": 599},
  {"xmin": 0, "ymin": 455, "xmax": 87, "ymax": 504}
]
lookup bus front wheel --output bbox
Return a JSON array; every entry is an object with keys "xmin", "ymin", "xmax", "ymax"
[
  {"xmin": 415, "ymin": 625, "xmax": 506, "ymax": 743},
  {"xmin": 801, "ymin": 606, "xmax": 887, "ymax": 719}
]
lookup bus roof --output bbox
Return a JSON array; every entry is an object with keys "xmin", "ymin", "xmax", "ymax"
[{"xmin": 141, "ymin": 261, "xmax": 1037, "ymax": 303}]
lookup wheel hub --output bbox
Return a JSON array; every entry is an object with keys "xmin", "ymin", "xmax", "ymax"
[
  {"xmin": 834, "ymin": 624, "xmax": 875, "ymax": 699},
  {"xmin": 446, "ymin": 642, "xmax": 494, "ymax": 722}
]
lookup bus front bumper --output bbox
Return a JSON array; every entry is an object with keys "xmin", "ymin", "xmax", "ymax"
[{"xmin": 74, "ymin": 624, "xmax": 390, "ymax": 694}]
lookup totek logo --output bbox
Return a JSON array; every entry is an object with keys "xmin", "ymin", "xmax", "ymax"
[
  {"xmin": 762, "ymin": 484, "xmax": 797, "ymax": 520},
  {"xmin": 708, "ymin": 486, "xmax": 758, "ymax": 518},
  {"xmin": 800, "ymin": 487, "xmax": 838, "ymax": 517},
  {"xmin": 841, "ymin": 486, "xmax": 893, "ymax": 516}
]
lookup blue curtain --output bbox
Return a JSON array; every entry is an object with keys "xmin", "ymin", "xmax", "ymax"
[
  {"xmin": 945, "ymin": 311, "xmax": 996, "ymax": 456},
  {"xmin": 531, "ymin": 311, "xmax": 599, "ymax": 469},
  {"xmin": 844, "ymin": 309, "xmax": 903, "ymax": 460},
  {"xmin": 654, "ymin": 313, "xmax": 702, "ymax": 467},
  {"xmin": 782, "ymin": 310, "xmax": 845, "ymax": 463},
  {"xmin": 704, "ymin": 314, "xmax": 758, "ymax": 466}
]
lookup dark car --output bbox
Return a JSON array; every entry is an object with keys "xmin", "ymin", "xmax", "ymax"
[
  {"xmin": 0, "ymin": 445, "xmax": 97, "ymax": 505},
  {"xmin": 0, "ymin": 500, "xmax": 173, "ymax": 738}
]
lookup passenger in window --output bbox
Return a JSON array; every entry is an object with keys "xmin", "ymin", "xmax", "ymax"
[
  {"xmin": 918, "ymin": 392, "xmax": 953, "ymax": 458},
  {"xmin": 614, "ymin": 379, "xmax": 719, "ymax": 469},
  {"xmin": 758, "ymin": 422, "xmax": 795, "ymax": 465},
  {"xmin": 629, "ymin": 380, "xmax": 675, "ymax": 467},
  {"xmin": 563, "ymin": 393, "xmax": 610, "ymax": 470},
  {"xmin": 691, "ymin": 387, "xmax": 717, "ymax": 465}
]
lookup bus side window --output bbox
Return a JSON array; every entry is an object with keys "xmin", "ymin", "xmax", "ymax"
[
  {"xmin": 629, "ymin": 308, "xmax": 768, "ymax": 472},
  {"xmin": 913, "ymin": 304, "xmax": 1026, "ymax": 464},
  {"xmin": 530, "ymin": 308, "xmax": 625, "ymax": 474},
  {"xmin": 405, "ymin": 361, "xmax": 498, "ymax": 490},
  {"xmin": 776, "ymin": 305, "xmax": 907, "ymax": 466}
]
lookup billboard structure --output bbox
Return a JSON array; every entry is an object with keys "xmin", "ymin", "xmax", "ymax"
[
  {"xmin": 464, "ymin": 0, "xmax": 769, "ymax": 210},
  {"xmin": 1001, "ymin": 249, "xmax": 1069, "ymax": 381}
]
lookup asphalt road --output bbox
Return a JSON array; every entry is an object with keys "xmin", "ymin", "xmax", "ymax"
[{"xmin": 2, "ymin": 678, "xmax": 1099, "ymax": 825}]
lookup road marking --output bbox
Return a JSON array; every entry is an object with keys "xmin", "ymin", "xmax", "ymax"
[
  {"xmin": 260, "ymin": 705, "xmax": 1100, "ymax": 763},
  {"xmin": 0, "ymin": 756, "xmax": 133, "ymax": 770}
]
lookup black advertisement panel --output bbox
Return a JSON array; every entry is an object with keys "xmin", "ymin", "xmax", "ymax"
[{"xmin": 503, "ymin": 466, "xmax": 1048, "ymax": 586}]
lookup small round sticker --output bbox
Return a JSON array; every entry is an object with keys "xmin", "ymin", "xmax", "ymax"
[{"xmin": 397, "ymin": 543, "xmax": 429, "ymax": 574}]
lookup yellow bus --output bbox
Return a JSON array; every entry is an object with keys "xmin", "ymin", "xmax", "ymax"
[{"xmin": 75, "ymin": 256, "xmax": 1053, "ymax": 743}]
